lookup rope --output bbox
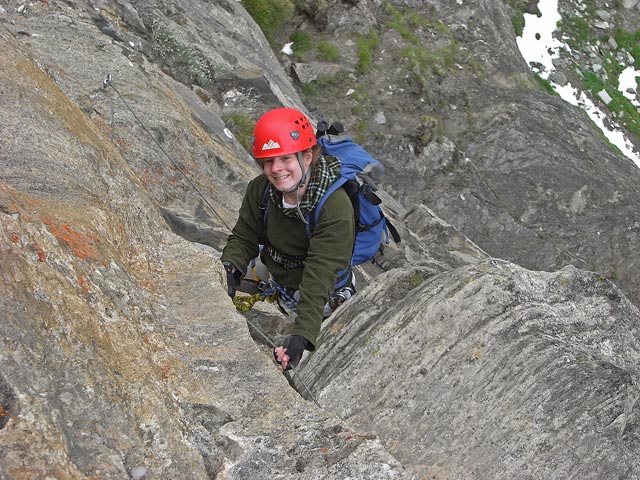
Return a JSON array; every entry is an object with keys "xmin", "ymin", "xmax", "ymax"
[
  {"xmin": 242, "ymin": 315, "xmax": 322, "ymax": 409},
  {"xmin": 233, "ymin": 291, "xmax": 321, "ymax": 408},
  {"xmin": 101, "ymin": 74, "xmax": 233, "ymax": 232},
  {"xmin": 259, "ymin": 280, "xmax": 299, "ymax": 313},
  {"xmin": 101, "ymin": 74, "xmax": 322, "ymax": 410},
  {"xmin": 237, "ymin": 296, "xmax": 322, "ymax": 409},
  {"xmin": 232, "ymin": 292, "xmax": 277, "ymax": 312}
]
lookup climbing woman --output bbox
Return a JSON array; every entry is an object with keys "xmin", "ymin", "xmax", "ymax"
[{"xmin": 220, "ymin": 107, "xmax": 356, "ymax": 370}]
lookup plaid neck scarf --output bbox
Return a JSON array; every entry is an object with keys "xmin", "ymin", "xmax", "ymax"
[{"xmin": 269, "ymin": 155, "xmax": 341, "ymax": 221}]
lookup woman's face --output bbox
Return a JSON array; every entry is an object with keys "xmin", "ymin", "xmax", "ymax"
[{"xmin": 262, "ymin": 151, "xmax": 312, "ymax": 193}]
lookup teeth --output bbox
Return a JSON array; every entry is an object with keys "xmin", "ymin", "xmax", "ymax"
[{"xmin": 274, "ymin": 174, "xmax": 290, "ymax": 180}]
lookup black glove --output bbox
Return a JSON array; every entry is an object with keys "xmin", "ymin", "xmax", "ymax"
[
  {"xmin": 222, "ymin": 261, "xmax": 242, "ymax": 298},
  {"xmin": 274, "ymin": 335, "xmax": 311, "ymax": 370}
]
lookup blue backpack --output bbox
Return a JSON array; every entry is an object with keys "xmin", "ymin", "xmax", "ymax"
[
  {"xmin": 261, "ymin": 123, "xmax": 401, "ymax": 288},
  {"xmin": 312, "ymin": 133, "xmax": 400, "ymax": 266}
]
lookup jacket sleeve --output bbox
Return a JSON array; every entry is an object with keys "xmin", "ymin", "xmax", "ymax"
[
  {"xmin": 291, "ymin": 188, "xmax": 355, "ymax": 348},
  {"xmin": 220, "ymin": 176, "xmax": 266, "ymax": 273}
]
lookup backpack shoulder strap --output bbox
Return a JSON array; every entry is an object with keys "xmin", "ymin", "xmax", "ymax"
[
  {"xmin": 307, "ymin": 177, "xmax": 350, "ymax": 237},
  {"xmin": 259, "ymin": 182, "xmax": 270, "ymax": 245},
  {"xmin": 385, "ymin": 216, "xmax": 402, "ymax": 243}
]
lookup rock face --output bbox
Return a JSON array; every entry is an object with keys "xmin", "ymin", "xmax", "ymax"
[
  {"xmin": 299, "ymin": 260, "xmax": 640, "ymax": 479},
  {"xmin": 2, "ymin": 0, "xmax": 640, "ymax": 478},
  {"xmin": 283, "ymin": 0, "xmax": 640, "ymax": 308},
  {"xmin": 0, "ymin": 23, "xmax": 402, "ymax": 480}
]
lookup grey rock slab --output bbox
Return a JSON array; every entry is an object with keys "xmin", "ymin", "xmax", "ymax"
[
  {"xmin": 292, "ymin": 62, "xmax": 343, "ymax": 84},
  {"xmin": 299, "ymin": 260, "xmax": 640, "ymax": 479}
]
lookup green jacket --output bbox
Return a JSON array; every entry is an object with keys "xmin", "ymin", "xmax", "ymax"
[{"xmin": 221, "ymin": 174, "xmax": 355, "ymax": 348}]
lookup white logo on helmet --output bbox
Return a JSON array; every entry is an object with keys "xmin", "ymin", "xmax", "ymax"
[{"xmin": 261, "ymin": 139, "xmax": 281, "ymax": 151}]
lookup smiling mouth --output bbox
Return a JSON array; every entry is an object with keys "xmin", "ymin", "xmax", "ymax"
[{"xmin": 273, "ymin": 174, "xmax": 290, "ymax": 180}]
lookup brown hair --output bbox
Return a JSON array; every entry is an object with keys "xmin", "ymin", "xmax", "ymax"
[{"xmin": 309, "ymin": 144, "xmax": 322, "ymax": 168}]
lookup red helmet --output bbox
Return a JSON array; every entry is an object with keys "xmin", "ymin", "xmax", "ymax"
[{"xmin": 252, "ymin": 108, "xmax": 316, "ymax": 159}]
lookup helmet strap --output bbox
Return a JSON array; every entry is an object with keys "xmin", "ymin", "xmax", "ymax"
[
  {"xmin": 296, "ymin": 151, "xmax": 309, "ymax": 189},
  {"xmin": 280, "ymin": 151, "xmax": 308, "ymax": 194},
  {"xmin": 275, "ymin": 152, "xmax": 310, "ymax": 224}
]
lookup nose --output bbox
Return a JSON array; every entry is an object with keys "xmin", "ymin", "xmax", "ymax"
[{"xmin": 271, "ymin": 158, "xmax": 285, "ymax": 171}]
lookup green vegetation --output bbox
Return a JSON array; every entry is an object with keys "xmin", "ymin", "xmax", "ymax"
[
  {"xmin": 388, "ymin": 8, "xmax": 419, "ymax": 40},
  {"xmin": 355, "ymin": 28, "xmax": 380, "ymax": 74},
  {"xmin": 288, "ymin": 32, "xmax": 340, "ymax": 62},
  {"xmin": 351, "ymin": 103, "xmax": 364, "ymax": 116},
  {"xmin": 512, "ymin": 14, "xmax": 525, "ymax": 37},
  {"xmin": 534, "ymin": 73, "xmax": 559, "ymax": 96},
  {"xmin": 317, "ymin": 40, "xmax": 341, "ymax": 62},
  {"xmin": 509, "ymin": 2, "xmax": 640, "ymax": 153},
  {"xmin": 614, "ymin": 28, "xmax": 640, "ymax": 68},
  {"xmin": 242, "ymin": 0, "xmax": 295, "ymax": 44},
  {"xmin": 582, "ymin": 70, "xmax": 640, "ymax": 140},
  {"xmin": 406, "ymin": 271, "xmax": 426, "ymax": 287},
  {"xmin": 297, "ymin": 70, "xmax": 371, "ymax": 141},
  {"xmin": 385, "ymin": 3, "xmax": 431, "ymax": 43},
  {"xmin": 290, "ymin": 30, "xmax": 313, "ymax": 58},
  {"xmin": 503, "ymin": 0, "xmax": 542, "ymax": 38},
  {"xmin": 352, "ymin": 119, "xmax": 369, "ymax": 143},
  {"xmin": 223, "ymin": 113, "xmax": 254, "ymax": 153},
  {"xmin": 151, "ymin": 21, "xmax": 215, "ymax": 86},
  {"xmin": 558, "ymin": 15, "xmax": 591, "ymax": 49},
  {"xmin": 299, "ymin": 73, "xmax": 342, "ymax": 97},
  {"xmin": 383, "ymin": 3, "xmax": 459, "ymax": 93}
]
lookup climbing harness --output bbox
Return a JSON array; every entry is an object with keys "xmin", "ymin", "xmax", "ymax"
[
  {"xmin": 259, "ymin": 279, "xmax": 299, "ymax": 313},
  {"xmin": 232, "ymin": 280, "xmax": 297, "ymax": 315}
]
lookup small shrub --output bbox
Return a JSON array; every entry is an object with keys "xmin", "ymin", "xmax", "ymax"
[
  {"xmin": 614, "ymin": 28, "xmax": 640, "ymax": 68},
  {"xmin": 581, "ymin": 70, "xmax": 640, "ymax": 146},
  {"xmin": 299, "ymin": 72, "xmax": 351, "ymax": 98},
  {"xmin": 383, "ymin": 5, "xmax": 459, "ymax": 91},
  {"xmin": 353, "ymin": 119, "xmax": 368, "ymax": 143},
  {"xmin": 355, "ymin": 28, "xmax": 379, "ymax": 74},
  {"xmin": 533, "ymin": 73, "xmax": 558, "ymax": 96},
  {"xmin": 581, "ymin": 70, "xmax": 605, "ymax": 92},
  {"xmin": 387, "ymin": 5, "xmax": 415, "ymax": 41},
  {"xmin": 512, "ymin": 13, "xmax": 525, "ymax": 37},
  {"xmin": 317, "ymin": 40, "xmax": 340, "ymax": 62},
  {"xmin": 242, "ymin": 0, "xmax": 295, "ymax": 44},
  {"xmin": 290, "ymin": 30, "xmax": 313, "ymax": 57},
  {"xmin": 299, "ymin": 82, "xmax": 318, "ymax": 97},
  {"xmin": 351, "ymin": 104, "xmax": 363, "ymax": 115},
  {"xmin": 406, "ymin": 272, "xmax": 426, "ymax": 287},
  {"xmin": 151, "ymin": 20, "xmax": 215, "ymax": 86},
  {"xmin": 223, "ymin": 114, "xmax": 255, "ymax": 153}
]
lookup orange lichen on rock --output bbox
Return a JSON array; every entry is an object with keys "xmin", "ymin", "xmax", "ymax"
[
  {"xmin": 77, "ymin": 275, "xmax": 89, "ymax": 294},
  {"xmin": 45, "ymin": 221, "xmax": 100, "ymax": 261}
]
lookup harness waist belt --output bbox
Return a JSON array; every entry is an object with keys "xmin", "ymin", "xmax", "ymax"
[{"xmin": 266, "ymin": 245, "xmax": 306, "ymax": 270}]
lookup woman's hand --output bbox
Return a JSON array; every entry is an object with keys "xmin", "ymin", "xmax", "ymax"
[
  {"xmin": 222, "ymin": 261, "xmax": 242, "ymax": 298},
  {"xmin": 274, "ymin": 335, "xmax": 311, "ymax": 370}
]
